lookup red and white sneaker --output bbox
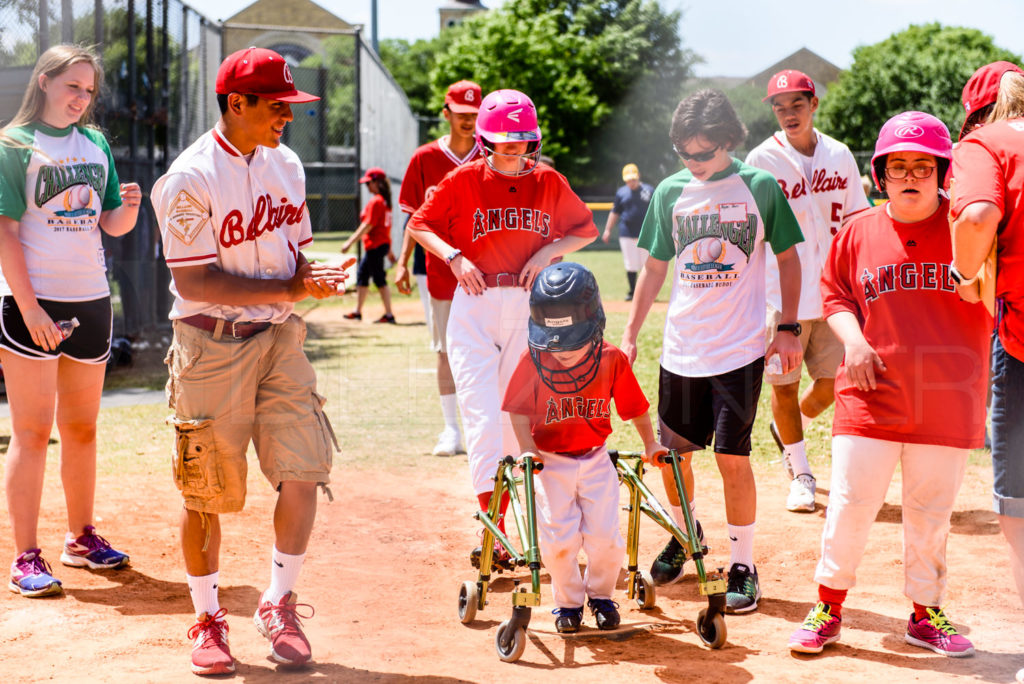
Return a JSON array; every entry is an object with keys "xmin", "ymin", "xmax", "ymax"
[
  {"xmin": 188, "ymin": 608, "xmax": 234, "ymax": 676},
  {"xmin": 254, "ymin": 591, "xmax": 315, "ymax": 666}
]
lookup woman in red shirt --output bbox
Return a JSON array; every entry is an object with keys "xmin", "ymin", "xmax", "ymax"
[
  {"xmin": 789, "ymin": 112, "xmax": 989, "ymax": 657},
  {"xmin": 342, "ymin": 167, "xmax": 396, "ymax": 323}
]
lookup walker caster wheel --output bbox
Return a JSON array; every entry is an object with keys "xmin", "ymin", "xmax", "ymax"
[
  {"xmin": 494, "ymin": 619, "xmax": 527, "ymax": 662},
  {"xmin": 633, "ymin": 570, "xmax": 656, "ymax": 610},
  {"xmin": 697, "ymin": 608, "xmax": 727, "ymax": 649},
  {"xmin": 458, "ymin": 580, "xmax": 479, "ymax": 624},
  {"xmin": 470, "ymin": 546, "xmax": 482, "ymax": 569}
]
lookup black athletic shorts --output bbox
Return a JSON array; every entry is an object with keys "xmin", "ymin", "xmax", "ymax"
[
  {"xmin": 0, "ymin": 295, "xmax": 112, "ymax": 363},
  {"xmin": 356, "ymin": 243, "xmax": 390, "ymax": 288},
  {"xmin": 657, "ymin": 356, "xmax": 764, "ymax": 456}
]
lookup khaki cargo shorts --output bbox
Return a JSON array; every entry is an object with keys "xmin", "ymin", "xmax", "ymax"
[
  {"xmin": 764, "ymin": 306, "xmax": 844, "ymax": 386},
  {"xmin": 165, "ymin": 315, "xmax": 338, "ymax": 514}
]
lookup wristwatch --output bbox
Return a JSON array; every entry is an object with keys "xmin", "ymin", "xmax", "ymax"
[
  {"xmin": 949, "ymin": 263, "xmax": 978, "ymax": 286},
  {"xmin": 777, "ymin": 322, "xmax": 802, "ymax": 337}
]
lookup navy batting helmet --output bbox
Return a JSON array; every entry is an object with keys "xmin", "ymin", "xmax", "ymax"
[{"xmin": 528, "ymin": 262, "xmax": 605, "ymax": 393}]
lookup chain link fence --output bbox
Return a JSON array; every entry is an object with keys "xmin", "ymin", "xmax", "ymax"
[{"xmin": 0, "ymin": 2, "xmax": 416, "ymax": 334}]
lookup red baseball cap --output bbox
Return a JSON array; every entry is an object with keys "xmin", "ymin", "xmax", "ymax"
[
  {"xmin": 216, "ymin": 47, "xmax": 319, "ymax": 103},
  {"xmin": 445, "ymin": 80, "xmax": 482, "ymax": 113},
  {"xmin": 359, "ymin": 167, "xmax": 386, "ymax": 184},
  {"xmin": 762, "ymin": 69, "xmax": 816, "ymax": 102}
]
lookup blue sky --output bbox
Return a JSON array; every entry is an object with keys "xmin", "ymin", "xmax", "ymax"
[{"xmin": 212, "ymin": 0, "xmax": 1023, "ymax": 77}]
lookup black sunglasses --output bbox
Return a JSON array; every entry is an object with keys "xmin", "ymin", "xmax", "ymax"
[{"xmin": 673, "ymin": 143, "xmax": 721, "ymax": 163}]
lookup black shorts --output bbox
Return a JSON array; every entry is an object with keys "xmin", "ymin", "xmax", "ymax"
[
  {"xmin": 0, "ymin": 295, "xmax": 112, "ymax": 363},
  {"xmin": 356, "ymin": 243, "xmax": 390, "ymax": 288},
  {"xmin": 657, "ymin": 357, "xmax": 764, "ymax": 456}
]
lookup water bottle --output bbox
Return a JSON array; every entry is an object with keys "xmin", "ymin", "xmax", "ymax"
[
  {"xmin": 765, "ymin": 353, "xmax": 783, "ymax": 376},
  {"xmin": 56, "ymin": 316, "xmax": 80, "ymax": 341}
]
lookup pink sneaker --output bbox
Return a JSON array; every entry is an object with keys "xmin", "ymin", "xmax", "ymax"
[
  {"xmin": 187, "ymin": 608, "xmax": 234, "ymax": 676},
  {"xmin": 254, "ymin": 591, "xmax": 315, "ymax": 666},
  {"xmin": 788, "ymin": 602, "xmax": 841, "ymax": 654},
  {"xmin": 905, "ymin": 608, "xmax": 975, "ymax": 657}
]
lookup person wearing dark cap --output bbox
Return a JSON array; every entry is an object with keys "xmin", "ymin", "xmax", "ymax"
[
  {"xmin": 601, "ymin": 163, "xmax": 653, "ymax": 301},
  {"xmin": 745, "ymin": 69, "xmax": 869, "ymax": 513},
  {"xmin": 150, "ymin": 46, "xmax": 349, "ymax": 675},
  {"xmin": 951, "ymin": 63, "xmax": 1024, "ymax": 680},
  {"xmin": 342, "ymin": 166, "xmax": 396, "ymax": 323},
  {"xmin": 394, "ymin": 80, "xmax": 482, "ymax": 456}
]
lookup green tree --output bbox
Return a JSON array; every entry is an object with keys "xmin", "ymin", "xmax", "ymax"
[
  {"xmin": 431, "ymin": 0, "xmax": 698, "ymax": 186},
  {"xmin": 378, "ymin": 36, "xmax": 449, "ymax": 118},
  {"xmin": 818, "ymin": 23, "xmax": 1021, "ymax": 155}
]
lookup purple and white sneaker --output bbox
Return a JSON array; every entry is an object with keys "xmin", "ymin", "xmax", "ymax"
[
  {"xmin": 9, "ymin": 549, "xmax": 62, "ymax": 597},
  {"xmin": 60, "ymin": 526, "xmax": 130, "ymax": 569}
]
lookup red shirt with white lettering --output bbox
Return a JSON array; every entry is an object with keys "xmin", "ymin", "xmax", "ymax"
[
  {"xmin": 399, "ymin": 138, "xmax": 480, "ymax": 299},
  {"xmin": 951, "ymin": 119, "xmax": 1024, "ymax": 362},
  {"xmin": 821, "ymin": 201, "xmax": 990, "ymax": 448},
  {"xmin": 502, "ymin": 342, "xmax": 650, "ymax": 453},
  {"xmin": 360, "ymin": 194, "xmax": 391, "ymax": 250},
  {"xmin": 408, "ymin": 159, "xmax": 597, "ymax": 275}
]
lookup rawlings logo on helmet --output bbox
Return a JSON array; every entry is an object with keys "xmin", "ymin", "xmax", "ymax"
[{"xmin": 894, "ymin": 124, "xmax": 924, "ymax": 138}]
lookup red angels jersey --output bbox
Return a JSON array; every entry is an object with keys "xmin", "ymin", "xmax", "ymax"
[
  {"xmin": 408, "ymin": 159, "xmax": 597, "ymax": 275},
  {"xmin": 746, "ymin": 129, "xmax": 870, "ymax": 318},
  {"xmin": 360, "ymin": 194, "xmax": 392, "ymax": 250},
  {"xmin": 502, "ymin": 342, "xmax": 650, "ymax": 453},
  {"xmin": 821, "ymin": 201, "xmax": 990, "ymax": 448},
  {"xmin": 952, "ymin": 119, "xmax": 1024, "ymax": 362},
  {"xmin": 151, "ymin": 129, "xmax": 313, "ymax": 324},
  {"xmin": 399, "ymin": 137, "xmax": 480, "ymax": 299}
]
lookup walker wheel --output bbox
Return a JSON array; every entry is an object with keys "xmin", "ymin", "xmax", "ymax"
[
  {"xmin": 458, "ymin": 580, "xmax": 479, "ymax": 624},
  {"xmin": 633, "ymin": 570, "xmax": 656, "ymax": 610},
  {"xmin": 494, "ymin": 619, "xmax": 527, "ymax": 662},
  {"xmin": 696, "ymin": 608, "xmax": 727, "ymax": 649}
]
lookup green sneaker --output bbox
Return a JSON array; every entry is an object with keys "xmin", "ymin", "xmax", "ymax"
[{"xmin": 725, "ymin": 563, "xmax": 761, "ymax": 614}]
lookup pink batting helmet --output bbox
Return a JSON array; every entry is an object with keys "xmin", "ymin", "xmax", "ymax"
[
  {"xmin": 475, "ymin": 89, "xmax": 542, "ymax": 145},
  {"xmin": 870, "ymin": 111, "xmax": 952, "ymax": 191}
]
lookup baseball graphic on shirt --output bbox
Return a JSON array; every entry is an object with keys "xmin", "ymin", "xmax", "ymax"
[
  {"xmin": 692, "ymin": 237, "xmax": 725, "ymax": 265},
  {"xmin": 63, "ymin": 185, "xmax": 93, "ymax": 212}
]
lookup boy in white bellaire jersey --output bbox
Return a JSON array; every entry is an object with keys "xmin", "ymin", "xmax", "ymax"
[
  {"xmin": 503, "ymin": 262, "xmax": 664, "ymax": 633},
  {"xmin": 745, "ymin": 70, "xmax": 869, "ymax": 513},
  {"xmin": 151, "ymin": 47, "xmax": 349, "ymax": 676}
]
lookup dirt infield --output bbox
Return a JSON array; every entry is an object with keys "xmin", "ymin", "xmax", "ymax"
[{"xmin": 0, "ymin": 301, "xmax": 1021, "ymax": 683}]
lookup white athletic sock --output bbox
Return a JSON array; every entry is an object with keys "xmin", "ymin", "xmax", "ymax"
[
  {"xmin": 440, "ymin": 393, "xmax": 460, "ymax": 434},
  {"xmin": 801, "ymin": 411, "xmax": 813, "ymax": 431},
  {"xmin": 187, "ymin": 571, "xmax": 220, "ymax": 618},
  {"xmin": 263, "ymin": 547, "xmax": 305, "ymax": 604},
  {"xmin": 728, "ymin": 522, "xmax": 755, "ymax": 569},
  {"xmin": 784, "ymin": 440, "xmax": 811, "ymax": 478}
]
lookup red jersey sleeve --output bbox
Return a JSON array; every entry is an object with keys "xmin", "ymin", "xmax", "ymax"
[
  {"xmin": 399, "ymin": 153, "xmax": 424, "ymax": 215},
  {"xmin": 951, "ymin": 137, "xmax": 1005, "ymax": 218},
  {"xmin": 551, "ymin": 174, "xmax": 598, "ymax": 240},
  {"xmin": 821, "ymin": 218, "xmax": 862, "ymax": 321},
  {"xmin": 607, "ymin": 346, "xmax": 650, "ymax": 421},
  {"xmin": 407, "ymin": 172, "xmax": 455, "ymax": 244},
  {"xmin": 502, "ymin": 351, "xmax": 540, "ymax": 417}
]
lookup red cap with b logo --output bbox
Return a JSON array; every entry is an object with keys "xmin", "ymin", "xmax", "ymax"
[
  {"xmin": 216, "ymin": 47, "xmax": 319, "ymax": 103},
  {"xmin": 445, "ymin": 80, "xmax": 482, "ymax": 113},
  {"xmin": 763, "ymin": 69, "xmax": 816, "ymax": 102}
]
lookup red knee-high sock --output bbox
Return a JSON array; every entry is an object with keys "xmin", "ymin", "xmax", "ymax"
[
  {"xmin": 912, "ymin": 602, "xmax": 934, "ymax": 622},
  {"xmin": 818, "ymin": 584, "xmax": 848, "ymax": 619},
  {"xmin": 476, "ymin": 491, "xmax": 511, "ymax": 534}
]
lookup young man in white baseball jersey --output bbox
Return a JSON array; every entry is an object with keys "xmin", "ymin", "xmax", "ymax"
[
  {"xmin": 150, "ymin": 47, "xmax": 349, "ymax": 676},
  {"xmin": 394, "ymin": 80, "xmax": 482, "ymax": 457},
  {"xmin": 745, "ymin": 70, "xmax": 870, "ymax": 512}
]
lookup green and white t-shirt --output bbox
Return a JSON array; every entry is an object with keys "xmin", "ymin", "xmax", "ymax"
[
  {"xmin": 639, "ymin": 158, "xmax": 802, "ymax": 377},
  {"xmin": 0, "ymin": 122, "xmax": 121, "ymax": 300}
]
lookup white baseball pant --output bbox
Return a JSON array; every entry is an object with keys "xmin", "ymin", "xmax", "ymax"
[
  {"xmin": 415, "ymin": 274, "xmax": 431, "ymax": 332},
  {"xmin": 446, "ymin": 286, "xmax": 529, "ymax": 495},
  {"xmin": 536, "ymin": 447, "xmax": 625, "ymax": 609},
  {"xmin": 814, "ymin": 434, "xmax": 968, "ymax": 606},
  {"xmin": 618, "ymin": 236, "xmax": 646, "ymax": 273}
]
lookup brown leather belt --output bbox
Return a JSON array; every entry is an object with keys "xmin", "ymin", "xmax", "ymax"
[
  {"xmin": 179, "ymin": 314, "xmax": 271, "ymax": 340},
  {"xmin": 483, "ymin": 272, "xmax": 522, "ymax": 288}
]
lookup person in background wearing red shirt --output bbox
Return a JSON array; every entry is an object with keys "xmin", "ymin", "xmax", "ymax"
[
  {"xmin": 950, "ymin": 62, "xmax": 1024, "ymax": 683},
  {"xmin": 342, "ymin": 167, "xmax": 396, "ymax": 323},
  {"xmin": 408, "ymin": 89, "xmax": 597, "ymax": 563},
  {"xmin": 788, "ymin": 112, "xmax": 989, "ymax": 657},
  {"xmin": 503, "ymin": 262, "xmax": 664, "ymax": 633},
  {"xmin": 395, "ymin": 80, "xmax": 482, "ymax": 457}
]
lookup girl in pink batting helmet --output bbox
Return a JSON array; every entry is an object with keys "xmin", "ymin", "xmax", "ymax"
[
  {"xmin": 406, "ymin": 87, "xmax": 598, "ymax": 567},
  {"xmin": 787, "ymin": 111, "xmax": 991, "ymax": 658},
  {"xmin": 475, "ymin": 89, "xmax": 543, "ymax": 176}
]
